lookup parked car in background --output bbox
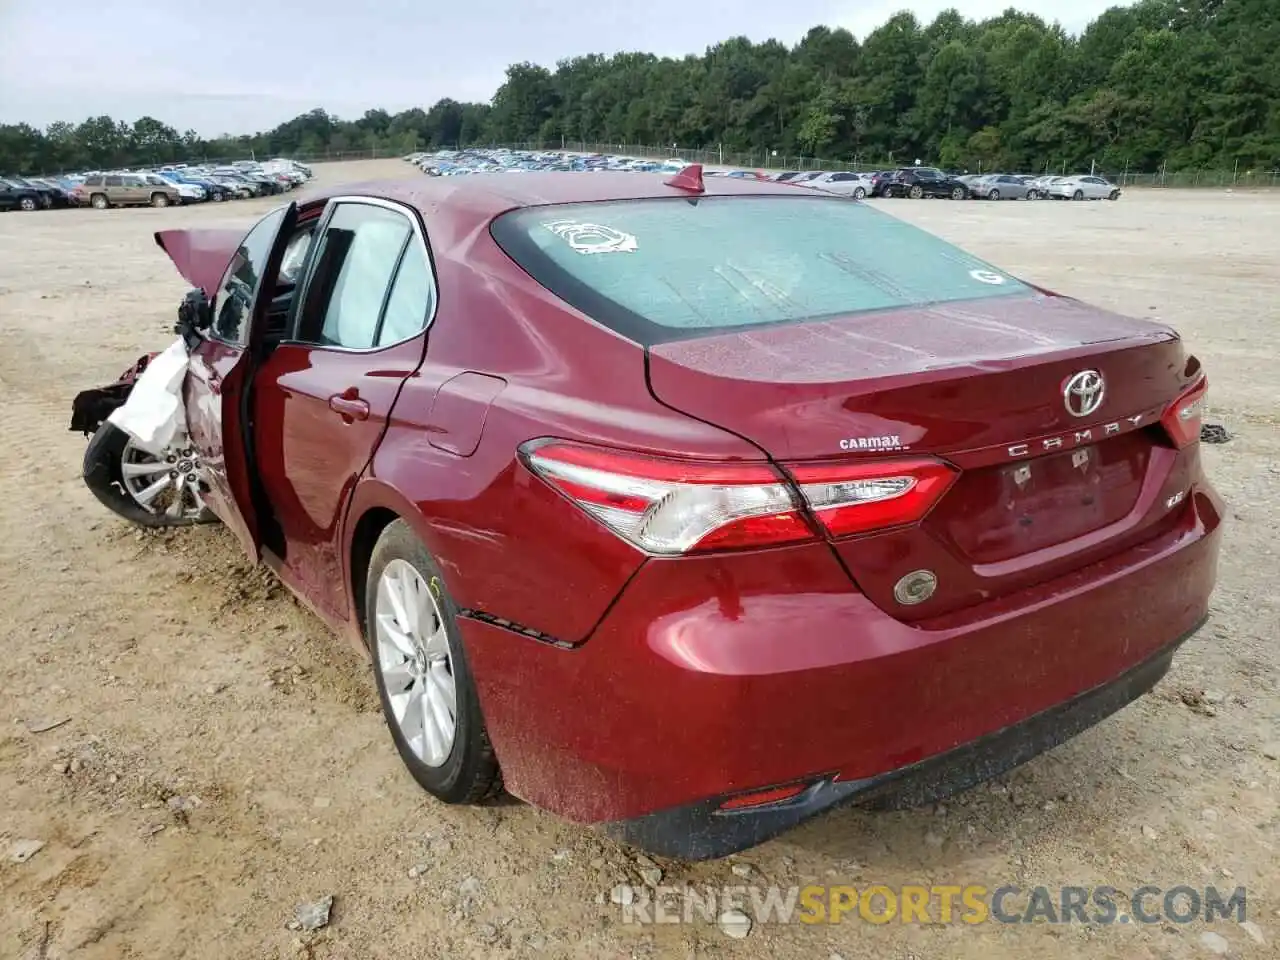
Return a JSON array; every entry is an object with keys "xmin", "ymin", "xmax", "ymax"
[
  {"xmin": 31, "ymin": 177, "xmax": 81, "ymax": 205},
  {"xmin": 76, "ymin": 173, "xmax": 182, "ymax": 208},
  {"xmin": 8, "ymin": 176, "xmax": 71, "ymax": 208},
  {"xmin": 1048, "ymin": 175, "xmax": 1121, "ymax": 201},
  {"xmin": 0, "ymin": 178, "xmax": 45, "ymax": 211},
  {"xmin": 161, "ymin": 172, "xmax": 228, "ymax": 202},
  {"xmin": 807, "ymin": 171, "xmax": 875, "ymax": 199},
  {"xmin": 147, "ymin": 173, "xmax": 205, "ymax": 204},
  {"xmin": 969, "ymin": 174, "xmax": 1041, "ymax": 200},
  {"xmin": 879, "ymin": 167, "xmax": 969, "ymax": 199}
]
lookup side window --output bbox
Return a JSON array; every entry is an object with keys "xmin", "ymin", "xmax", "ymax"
[
  {"xmin": 211, "ymin": 207, "xmax": 288, "ymax": 345},
  {"xmin": 377, "ymin": 245, "xmax": 435, "ymax": 346},
  {"xmin": 296, "ymin": 203, "xmax": 414, "ymax": 349},
  {"xmin": 105, "ymin": 175, "xmax": 122, "ymax": 187}
]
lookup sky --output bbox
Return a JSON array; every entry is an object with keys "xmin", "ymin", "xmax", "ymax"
[{"xmin": 0, "ymin": 0, "xmax": 1124, "ymax": 136}]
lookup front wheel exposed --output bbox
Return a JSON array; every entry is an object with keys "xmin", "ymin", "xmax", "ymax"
[
  {"xmin": 951, "ymin": 187, "xmax": 966, "ymax": 200},
  {"xmin": 1026, "ymin": 190, "xmax": 1039, "ymax": 200},
  {"xmin": 19, "ymin": 197, "xmax": 37, "ymax": 211},
  {"xmin": 1109, "ymin": 190, "xmax": 1121, "ymax": 201},
  {"xmin": 908, "ymin": 185, "xmax": 924, "ymax": 199},
  {"xmin": 151, "ymin": 192, "xmax": 170, "ymax": 208},
  {"xmin": 82, "ymin": 422, "xmax": 216, "ymax": 527},
  {"xmin": 1073, "ymin": 189, "xmax": 1085, "ymax": 201},
  {"xmin": 988, "ymin": 189, "xmax": 1000, "ymax": 201},
  {"xmin": 853, "ymin": 186, "xmax": 867, "ymax": 199},
  {"xmin": 366, "ymin": 520, "xmax": 503, "ymax": 804}
]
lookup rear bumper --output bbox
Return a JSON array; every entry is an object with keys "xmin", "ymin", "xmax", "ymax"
[
  {"xmin": 461, "ymin": 480, "xmax": 1221, "ymax": 853},
  {"xmin": 602, "ymin": 619, "xmax": 1200, "ymax": 859}
]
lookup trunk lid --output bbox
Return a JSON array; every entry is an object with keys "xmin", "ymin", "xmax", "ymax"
[
  {"xmin": 154, "ymin": 228, "xmax": 246, "ymax": 294},
  {"xmin": 647, "ymin": 293, "xmax": 1198, "ymax": 620}
]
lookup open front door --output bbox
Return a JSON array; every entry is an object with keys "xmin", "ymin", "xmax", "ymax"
[{"xmin": 183, "ymin": 202, "xmax": 298, "ymax": 561}]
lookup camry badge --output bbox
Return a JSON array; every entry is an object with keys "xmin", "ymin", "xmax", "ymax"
[{"xmin": 1063, "ymin": 370, "xmax": 1105, "ymax": 418}]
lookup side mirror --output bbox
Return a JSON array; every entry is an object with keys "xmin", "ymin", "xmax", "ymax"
[{"xmin": 174, "ymin": 287, "xmax": 213, "ymax": 349}]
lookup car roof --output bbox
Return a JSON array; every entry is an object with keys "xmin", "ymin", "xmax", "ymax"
[{"xmin": 305, "ymin": 171, "xmax": 810, "ymax": 255}]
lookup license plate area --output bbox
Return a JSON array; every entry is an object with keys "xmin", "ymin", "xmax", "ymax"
[{"xmin": 930, "ymin": 433, "xmax": 1152, "ymax": 563}]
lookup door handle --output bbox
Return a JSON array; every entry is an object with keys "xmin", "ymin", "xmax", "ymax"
[{"xmin": 328, "ymin": 388, "xmax": 370, "ymax": 422}]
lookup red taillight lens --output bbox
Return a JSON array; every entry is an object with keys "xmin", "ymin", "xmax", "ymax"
[
  {"xmin": 521, "ymin": 441, "xmax": 814, "ymax": 555},
  {"xmin": 523, "ymin": 442, "xmax": 959, "ymax": 554},
  {"xmin": 718, "ymin": 782, "xmax": 812, "ymax": 811},
  {"xmin": 1160, "ymin": 377, "xmax": 1208, "ymax": 448},
  {"xmin": 788, "ymin": 458, "xmax": 959, "ymax": 538}
]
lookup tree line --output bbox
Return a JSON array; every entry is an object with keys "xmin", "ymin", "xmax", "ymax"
[{"xmin": 2, "ymin": 0, "xmax": 1276, "ymax": 177}]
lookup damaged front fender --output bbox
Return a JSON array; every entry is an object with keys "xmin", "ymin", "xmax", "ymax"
[{"xmin": 68, "ymin": 353, "xmax": 157, "ymax": 435}]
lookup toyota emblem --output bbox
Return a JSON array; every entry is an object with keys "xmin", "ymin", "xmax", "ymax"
[{"xmin": 1063, "ymin": 370, "xmax": 1105, "ymax": 418}]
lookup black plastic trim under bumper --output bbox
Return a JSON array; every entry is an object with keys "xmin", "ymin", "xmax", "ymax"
[{"xmin": 601, "ymin": 618, "xmax": 1205, "ymax": 860}]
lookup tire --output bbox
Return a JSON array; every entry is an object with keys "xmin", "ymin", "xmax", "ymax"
[
  {"xmin": 151, "ymin": 192, "xmax": 170, "ymax": 208},
  {"xmin": 951, "ymin": 187, "xmax": 966, "ymax": 200},
  {"xmin": 365, "ymin": 520, "xmax": 503, "ymax": 805},
  {"xmin": 19, "ymin": 196, "xmax": 37, "ymax": 211},
  {"xmin": 1026, "ymin": 190, "xmax": 1039, "ymax": 200},
  {"xmin": 211, "ymin": 192, "xmax": 225, "ymax": 202},
  {"xmin": 90, "ymin": 193, "xmax": 109, "ymax": 210},
  {"xmin": 853, "ymin": 186, "xmax": 867, "ymax": 199},
  {"xmin": 1073, "ymin": 189, "xmax": 1084, "ymax": 201},
  {"xmin": 82, "ymin": 422, "xmax": 216, "ymax": 528},
  {"xmin": 908, "ymin": 185, "xmax": 924, "ymax": 199},
  {"xmin": 1109, "ymin": 190, "xmax": 1120, "ymax": 201},
  {"xmin": 988, "ymin": 189, "xmax": 1000, "ymax": 201}
]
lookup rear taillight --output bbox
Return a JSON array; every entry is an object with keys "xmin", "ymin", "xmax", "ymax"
[
  {"xmin": 522, "ymin": 441, "xmax": 959, "ymax": 554},
  {"xmin": 788, "ymin": 458, "xmax": 958, "ymax": 538},
  {"xmin": 1160, "ymin": 377, "xmax": 1208, "ymax": 448},
  {"xmin": 521, "ymin": 441, "xmax": 811, "ymax": 555}
]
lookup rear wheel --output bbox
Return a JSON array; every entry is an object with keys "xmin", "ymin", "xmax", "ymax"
[
  {"xmin": 1073, "ymin": 189, "xmax": 1084, "ymax": 201},
  {"xmin": 853, "ymin": 186, "xmax": 867, "ymax": 200},
  {"xmin": 988, "ymin": 189, "xmax": 1000, "ymax": 201},
  {"xmin": 19, "ymin": 196, "xmax": 37, "ymax": 211},
  {"xmin": 909, "ymin": 185, "xmax": 924, "ymax": 199},
  {"xmin": 150, "ymin": 192, "xmax": 169, "ymax": 208},
  {"xmin": 366, "ymin": 520, "xmax": 502, "ymax": 804},
  {"xmin": 90, "ymin": 193, "xmax": 109, "ymax": 209}
]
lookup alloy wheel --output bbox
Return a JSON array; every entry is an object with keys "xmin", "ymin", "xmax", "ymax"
[
  {"xmin": 120, "ymin": 436, "xmax": 208, "ymax": 521},
  {"xmin": 374, "ymin": 559, "xmax": 458, "ymax": 768}
]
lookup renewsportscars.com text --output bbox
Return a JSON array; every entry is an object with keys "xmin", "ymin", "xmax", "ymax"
[{"xmin": 620, "ymin": 884, "xmax": 1248, "ymax": 926}]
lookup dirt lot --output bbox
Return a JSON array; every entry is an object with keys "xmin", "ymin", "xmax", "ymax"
[{"xmin": 1, "ymin": 160, "xmax": 1276, "ymax": 960}]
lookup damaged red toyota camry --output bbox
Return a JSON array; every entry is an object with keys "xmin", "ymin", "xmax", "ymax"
[{"xmin": 71, "ymin": 167, "xmax": 1222, "ymax": 859}]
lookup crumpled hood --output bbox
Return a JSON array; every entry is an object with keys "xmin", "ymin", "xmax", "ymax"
[{"xmin": 154, "ymin": 228, "xmax": 247, "ymax": 294}]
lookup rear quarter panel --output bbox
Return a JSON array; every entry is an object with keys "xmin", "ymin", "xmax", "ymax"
[{"xmin": 352, "ymin": 229, "xmax": 762, "ymax": 645}]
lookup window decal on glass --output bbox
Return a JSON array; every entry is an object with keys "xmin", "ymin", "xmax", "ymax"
[{"xmin": 542, "ymin": 219, "xmax": 638, "ymax": 255}]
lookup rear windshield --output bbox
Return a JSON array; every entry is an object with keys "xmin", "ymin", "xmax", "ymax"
[{"xmin": 491, "ymin": 196, "xmax": 1031, "ymax": 345}]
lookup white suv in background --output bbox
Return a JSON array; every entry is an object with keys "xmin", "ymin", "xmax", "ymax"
[{"xmin": 149, "ymin": 174, "xmax": 205, "ymax": 204}]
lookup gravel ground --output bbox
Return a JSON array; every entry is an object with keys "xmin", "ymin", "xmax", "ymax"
[{"xmin": 0, "ymin": 161, "xmax": 1276, "ymax": 960}]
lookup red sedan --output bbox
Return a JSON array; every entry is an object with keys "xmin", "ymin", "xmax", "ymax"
[{"xmin": 73, "ymin": 166, "xmax": 1222, "ymax": 859}]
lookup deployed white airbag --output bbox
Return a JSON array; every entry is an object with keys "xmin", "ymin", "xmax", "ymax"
[{"xmin": 107, "ymin": 337, "xmax": 191, "ymax": 456}]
